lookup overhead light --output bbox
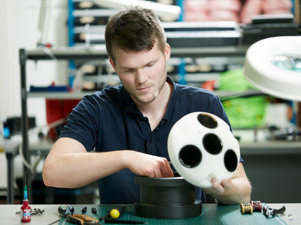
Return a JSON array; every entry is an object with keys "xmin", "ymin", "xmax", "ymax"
[
  {"xmin": 244, "ymin": 36, "xmax": 301, "ymax": 101},
  {"xmin": 37, "ymin": 0, "xmax": 52, "ymax": 45},
  {"xmin": 92, "ymin": 0, "xmax": 181, "ymax": 20}
]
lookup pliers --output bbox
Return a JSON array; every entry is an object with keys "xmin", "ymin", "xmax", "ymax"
[
  {"xmin": 58, "ymin": 205, "xmax": 99, "ymax": 225},
  {"xmin": 262, "ymin": 204, "xmax": 286, "ymax": 218},
  {"xmin": 66, "ymin": 214, "xmax": 99, "ymax": 225}
]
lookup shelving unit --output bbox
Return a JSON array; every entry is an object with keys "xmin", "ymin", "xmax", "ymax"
[
  {"xmin": 68, "ymin": 0, "xmax": 180, "ymax": 47},
  {"xmin": 12, "ymin": 0, "xmax": 300, "ymax": 205},
  {"xmin": 19, "ymin": 1, "xmax": 300, "ymax": 202},
  {"xmin": 19, "ymin": 45, "xmax": 250, "ymax": 202},
  {"xmin": 66, "ymin": 0, "xmax": 192, "ymax": 89},
  {"xmin": 19, "ymin": 47, "xmax": 109, "ymax": 201},
  {"xmin": 27, "ymin": 92, "xmax": 93, "ymax": 99}
]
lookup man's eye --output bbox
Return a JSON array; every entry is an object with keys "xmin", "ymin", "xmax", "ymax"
[
  {"xmin": 125, "ymin": 69, "xmax": 134, "ymax": 73},
  {"xmin": 147, "ymin": 63, "xmax": 154, "ymax": 67}
]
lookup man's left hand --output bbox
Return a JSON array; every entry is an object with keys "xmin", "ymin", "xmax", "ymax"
[{"xmin": 203, "ymin": 178, "xmax": 231, "ymax": 196}]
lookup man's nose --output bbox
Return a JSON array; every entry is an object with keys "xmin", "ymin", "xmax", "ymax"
[{"xmin": 135, "ymin": 68, "xmax": 147, "ymax": 84}]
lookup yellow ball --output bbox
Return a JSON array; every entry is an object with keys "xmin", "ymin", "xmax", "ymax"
[{"xmin": 110, "ymin": 209, "xmax": 120, "ymax": 219}]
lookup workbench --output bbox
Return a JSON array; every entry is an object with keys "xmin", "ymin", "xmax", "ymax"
[
  {"xmin": 4, "ymin": 139, "xmax": 301, "ymax": 204},
  {"xmin": 240, "ymin": 141, "xmax": 301, "ymax": 203},
  {"xmin": 0, "ymin": 203, "xmax": 299, "ymax": 225},
  {"xmin": 1, "ymin": 141, "xmax": 20, "ymax": 204}
]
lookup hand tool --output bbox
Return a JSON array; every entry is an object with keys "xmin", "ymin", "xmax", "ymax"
[
  {"xmin": 51, "ymin": 206, "xmax": 99, "ymax": 225},
  {"xmin": 102, "ymin": 207, "xmax": 146, "ymax": 224},
  {"xmin": 48, "ymin": 205, "xmax": 75, "ymax": 225},
  {"xmin": 91, "ymin": 207, "xmax": 100, "ymax": 218},
  {"xmin": 66, "ymin": 214, "xmax": 99, "ymax": 225},
  {"xmin": 48, "ymin": 219, "xmax": 60, "ymax": 225},
  {"xmin": 82, "ymin": 207, "xmax": 87, "ymax": 214},
  {"xmin": 100, "ymin": 207, "xmax": 125, "ymax": 221},
  {"xmin": 58, "ymin": 205, "xmax": 75, "ymax": 217},
  {"xmin": 107, "ymin": 207, "xmax": 125, "ymax": 219},
  {"xmin": 262, "ymin": 204, "xmax": 286, "ymax": 218}
]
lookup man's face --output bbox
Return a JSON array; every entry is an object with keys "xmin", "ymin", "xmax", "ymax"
[{"xmin": 110, "ymin": 41, "xmax": 171, "ymax": 104}]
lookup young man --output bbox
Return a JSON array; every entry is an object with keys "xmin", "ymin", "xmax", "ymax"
[{"xmin": 42, "ymin": 7, "xmax": 251, "ymax": 204}]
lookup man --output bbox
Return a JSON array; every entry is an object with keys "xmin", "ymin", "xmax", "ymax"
[{"xmin": 42, "ymin": 7, "xmax": 251, "ymax": 204}]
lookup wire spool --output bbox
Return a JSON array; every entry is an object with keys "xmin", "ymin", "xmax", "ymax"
[
  {"xmin": 240, "ymin": 203, "xmax": 253, "ymax": 214},
  {"xmin": 251, "ymin": 200, "xmax": 262, "ymax": 212}
]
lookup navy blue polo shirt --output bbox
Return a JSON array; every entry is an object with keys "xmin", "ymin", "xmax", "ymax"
[{"xmin": 59, "ymin": 77, "xmax": 233, "ymax": 204}]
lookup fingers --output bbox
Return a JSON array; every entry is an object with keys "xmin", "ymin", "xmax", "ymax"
[
  {"xmin": 132, "ymin": 154, "xmax": 174, "ymax": 178},
  {"xmin": 150, "ymin": 158, "xmax": 174, "ymax": 178},
  {"xmin": 211, "ymin": 178, "xmax": 224, "ymax": 194},
  {"xmin": 210, "ymin": 178, "xmax": 232, "ymax": 194},
  {"xmin": 160, "ymin": 159, "xmax": 174, "ymax": 177},
  {"xmin": 203, "ymin": 178, "xmax": 226, "ymax": 196},
  {"xmin": 221, "ymin": 179, "xmax": 231, "ymax": 189}
]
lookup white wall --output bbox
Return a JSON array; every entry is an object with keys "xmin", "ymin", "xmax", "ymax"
[
  {"xmin": 0, "ymin": 0, "xmax": 68, "ymax": 188},
  {"xmin": 0, "ymin": 0, "xmax": 68, "ymax": 126}
]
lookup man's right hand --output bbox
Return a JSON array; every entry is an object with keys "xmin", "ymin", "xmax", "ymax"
[{"xmin": 121, "ymin": 150, "xmax": 174, "ymax": 178}]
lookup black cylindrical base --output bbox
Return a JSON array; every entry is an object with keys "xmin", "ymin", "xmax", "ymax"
[{"xmin": 134, "ymin": 175, "xmax": 202, "ymax": 219}]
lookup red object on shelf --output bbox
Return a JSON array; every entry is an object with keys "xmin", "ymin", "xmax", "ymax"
[
  {"xmin": 201, "ymin": 80, "xmax": 216, "ymax": 91},
  {"xmin": 46, "ymin": 99, "xmax": 80, "ymax": 140}
]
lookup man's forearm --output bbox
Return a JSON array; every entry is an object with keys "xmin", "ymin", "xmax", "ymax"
[
  {"xmin": 42, "ymin": 147, "xmax": 174, "ymax": 189},
  {"xmin": 42, "ymin": 151, "xmax": 126, "ymax": 188}
]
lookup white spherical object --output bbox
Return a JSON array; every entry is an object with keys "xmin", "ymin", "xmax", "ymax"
[{"xmin": 168, "ymin": 112, "xmax": 240, "ymax": 188}]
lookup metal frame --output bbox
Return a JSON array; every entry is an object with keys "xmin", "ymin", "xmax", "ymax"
[{"xmin": 19, "ymin": 46, "xmax": 247, "ymax": 201}]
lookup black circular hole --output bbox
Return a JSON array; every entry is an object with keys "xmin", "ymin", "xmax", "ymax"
[
  {"xmin": 197, "ymin": 113, "xmax": 218, "ymax": 129},
  {"xmin": 203, "ymin": 133, "xmax": 222, "ymax": 155},
  {"xmin": 224, "ymin": 149, "xmax": 238, "ymax": 172},
  {"xmin": 179, "ymin": 145, "xmax": 202, "ymax": 168}
]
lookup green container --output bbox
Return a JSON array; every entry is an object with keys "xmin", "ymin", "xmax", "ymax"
[{"xmin": 218, "ymin": 69, "xmax": 268, "ymax": 128}]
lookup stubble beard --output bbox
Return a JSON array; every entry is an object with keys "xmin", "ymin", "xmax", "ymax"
[{"xmin": 130, "ymin": 73, "xmax": 167, "ymax": 104}]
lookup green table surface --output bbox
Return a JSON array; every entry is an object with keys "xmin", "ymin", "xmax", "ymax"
[{"xmin": 58, "ymin": 204, "xmax": 287, "ymax": 225}]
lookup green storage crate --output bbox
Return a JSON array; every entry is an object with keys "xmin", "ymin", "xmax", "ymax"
[{"xmin": 218, "ymin": 69, "xmax": 269, "ymax": 128}]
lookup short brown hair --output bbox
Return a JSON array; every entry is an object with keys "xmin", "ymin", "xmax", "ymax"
[{"xmin": 105, "ymin": 7, "xmax": 166, "ymax": 62}]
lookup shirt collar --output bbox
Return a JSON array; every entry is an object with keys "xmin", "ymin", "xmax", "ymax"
[
  {"xmin": 163, "ymin": 76, "xmax": 177, "ymax": 122},
  {"xmin": 121, "ymin": 86, "xmax": 140, "ymax": 115}
]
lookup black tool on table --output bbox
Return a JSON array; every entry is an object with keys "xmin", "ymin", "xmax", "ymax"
[
  {"xmin": 49, "ymin": 206, "xmax": 145, "ymax": 225},
  {"xmin": 49, "ymin": 205, "xmax": 99, "ymax": 225},
  {"xmin": 91, "ymin": 207, "xmax": 100, "ymax": 218},
  {"xmin": 82, "ymin": 207, "xmax": 87, "ymax": 214},
  {"xmin": 262, "ymin": 204, "xmax": 286, "ymax": 218},
  {"xmin": 58, "ymin": 205, "xmax": 75, "ymax": 217},
  {"xmin": 59, "ymin": 205, "xmax": 99, "ymax": 225},
  {"xmin": 48, "ymin": 205, "xmax": 74, "ymax": 225}
]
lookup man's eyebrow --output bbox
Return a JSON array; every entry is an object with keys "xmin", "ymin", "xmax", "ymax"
[
  {"xmin": 119, "ymin": 59, "xmax": 158, "ymax": 70},
  {"xmin": 119, "ymin": 65, "xmax": 132, "ymax": 70},
  {"xmin": 146, "ymin": 59, "xmax": 157, "ymax": 65},
  {"xmin": 144, "ymin": 58, "xmax": 158, "ymax": 67}
]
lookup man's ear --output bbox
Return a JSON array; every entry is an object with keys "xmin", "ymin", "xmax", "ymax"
[
  {"xmin": 109, "ymin": 57, "xmax": 116, "ymax": 70},
  {"xmin": 164, "ymin": 43, "xmax": 171, "ymax": 61}
]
